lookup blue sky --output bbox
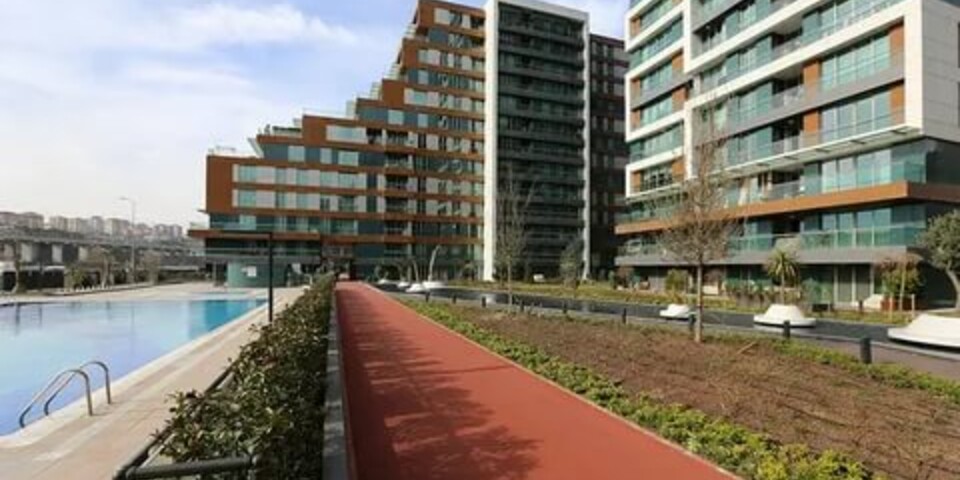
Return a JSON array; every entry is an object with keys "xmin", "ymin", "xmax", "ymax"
[{"xmin": 0, "ymin": 0, "xmax": 624, "ymax": 226}]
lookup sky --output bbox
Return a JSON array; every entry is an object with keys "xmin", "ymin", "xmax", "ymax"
[{"xmin": 0, "ymin": 0, "xmax": 625, "ymax": 227}]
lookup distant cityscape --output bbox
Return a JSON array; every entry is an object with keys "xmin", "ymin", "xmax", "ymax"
[{"xmin": 0, "ymin": 211, "xmax": 185, "ymax": 240}]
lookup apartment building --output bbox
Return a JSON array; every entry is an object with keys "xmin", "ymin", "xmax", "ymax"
[
  {"xmin": 0, "ymin": 212, "xmax": 44, "ymax": 230},
  {"xmin": 191, "ymin": 0, "xmax": 625, "ymax": 285},
  {"xmin": 618, "ymin": 0, "xmax": 960, "ymax": 306},
  {"xmin": 590, "ymin": 35, "xmax": 630, "ymax": 278}
]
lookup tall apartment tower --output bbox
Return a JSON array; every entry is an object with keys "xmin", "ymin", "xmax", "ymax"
[
  {"xmin": 190, "ymin": 0, "xmax": 624, "ymax": 285},
  {"xmin": 590, "ymin": 35, "xmax": 629, "ymax": 278},
  {"xmin": 483, "ymin": 0, "xmax": 593, "ymax": 280},
  {"xmin": 618, "ymin": 0, "xmax": 960, "ymax": 307}
]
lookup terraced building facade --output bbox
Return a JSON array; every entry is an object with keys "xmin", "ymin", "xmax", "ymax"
[
  {"xmin": 191, "ymin": 0, "xmax": 624, "ymax": 285},
  {"xmin": 619, "ymin": 0, "xmax": 960, "ymax": 306}
]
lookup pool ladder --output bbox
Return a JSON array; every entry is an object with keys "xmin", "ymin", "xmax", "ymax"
[{"xmin": 18, "ymin": 361, "xmax": 112, "ymax": 429}]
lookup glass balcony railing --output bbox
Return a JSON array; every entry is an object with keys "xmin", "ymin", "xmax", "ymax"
[
  {"xmin": 730, "ymin": 225, "xmax": 925, "ymax": 252},
  {"xmin": 618, "ymin": 242, "xmax": 662, "ymax": 256},
  {"xmin": 630, "ymin": 0, "xmax": 677, "ymax": 41},
  {"xmin": 698, "ymin": 0, "xmax": 904, "ymax": 90},
  {"xmin": 720, "ymin": 53, "xmax": 900, "ymax": 129},
  {"xmin": 616, "ymin": 204, "xmax": 675, "ymax": 225},
  {"xmin": 696, "ymin": 0, "xmax": 795, "ymax": 55},
  {"xmin": 724, "ymin": 84, "xmax": 805, "ymax": 130},
  {"xmin": 618, "ymin": 225, "xmax": 924, "ymax": 259},
  {"xmin": 692, "ymin": 0, "xmax": 739, "ymax": 23},
  {"xmin": 723, "ymin": 108, "xmax": 905, "ymax": 168}
]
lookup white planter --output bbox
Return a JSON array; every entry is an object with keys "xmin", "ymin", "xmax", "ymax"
[
  {"xmin": 659, "ymin": 304, "xmax": 693, "ymax": 320},
  {"xmin": 889, "ymin": 314, "xmax": 960, "ymax": 349},
  {"xmin": 753, "ymin": 304, "xmax": 816, "ymax": 328}
]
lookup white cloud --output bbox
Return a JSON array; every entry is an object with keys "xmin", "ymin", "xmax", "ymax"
[
  {"xmin": 167, "ymin": 3, "xmax": 361, "ymax": 49},
  {"xmin": 0, "ymin": 1, "xmax": 386, "ymax": 226},
  {"xmin": 0, "ymin": 1, "xmax": 362, "ymax": 55},
  {"xmin": 121, "ymin": 62, "xmax": 253, "ymax": 90}
]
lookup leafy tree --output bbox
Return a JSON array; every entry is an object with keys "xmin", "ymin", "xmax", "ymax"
[
  {"xmin": 919, "ymin": 211, "xmax": 960, "ymax": 309},
  {"xmin": 876, "ymin": 254, "xmax": 922, "ymax": 313},
  {"xmin": 659, "ymin": 105, "xmax": 741, "ymax": 342},
  {"xmin": 765, "ymin": 248, "xmax": 800, "ymax": 304},
  {"xmin": 559, "ymin": 238, "xmax": 583, "ymax": 291},
  {"xmin": 665, "ymin": 269, "xmax": 689, "ymax": 304},
  {"xmin": 65, "ymin": 263, "xmax": 87, "ymax": 290}
]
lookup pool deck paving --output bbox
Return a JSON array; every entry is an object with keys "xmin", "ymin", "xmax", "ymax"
[
  {"xmin": 0, "ymin": 283, "xmax": 304, "ymax": 480},
  {"xmin": 337, "ymin": 282, "xmax": 733, "ymax": 480}
]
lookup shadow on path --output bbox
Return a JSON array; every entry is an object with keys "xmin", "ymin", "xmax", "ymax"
[{"xmin": 338, "ymin": 287, "xmax": 540, "ymax": 480}]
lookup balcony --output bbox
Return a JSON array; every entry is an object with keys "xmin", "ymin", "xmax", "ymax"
[
  {"xmin": 632, "ymin": 176, "xmax": 676, "ymax": 196},
  {"xmin": 724, "ymin": 108, "xmax": 917, "ymax": 177},
  {"xmin": 385, "ymin": 205, "xmax": 414, "ymax": 215},
  {"xmin": 698, "ymin": 0, "xmax": 904, "ymax": 90},
  {"xmin": 385, "ymin": 182, "xmax": 415, "ymax": 192},
  {"xmin": 695, "ymin": 0, "xmax": 796, "ymax": 56},
  {"xmin": 720, "ymin": 53, "xmax": 903, "ymax": 138},
  {"xmin": 616, "ymin": 225, "xmax": 925, "ymax": 267},
  {"xmin": 260, "ymin": 125, "xmax": 302, "ymax": 138},
  {"xmin": 731, "ymin": 225, "xmax": 925, "ymax": 253}
]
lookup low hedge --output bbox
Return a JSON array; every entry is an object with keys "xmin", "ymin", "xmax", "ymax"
[
  {"xmin": 161, "ymin": 274, "xmax": 335, "ymax": 478},
  {"xmin": 408, "ymin": 301, "xmax": 874, "ymax": 480}
]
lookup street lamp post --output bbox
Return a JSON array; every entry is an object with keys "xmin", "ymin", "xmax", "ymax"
[
  {"xmin": 267, "ymin": 231, "xmax": 274, "ymax": 324},
  {"xmin": 118, "ymin": 197, "xmax": 137, "ymax": 283}
]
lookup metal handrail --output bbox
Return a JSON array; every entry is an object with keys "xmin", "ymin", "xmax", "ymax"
[
  {"xmin": 43, "ymin": 361, "xmax": 112, "ymax": 416},
  {"xmin": 18, "ymin": 360, "xmax": 113, "ymax": 428}
]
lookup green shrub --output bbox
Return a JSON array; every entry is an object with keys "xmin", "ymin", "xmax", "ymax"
[
  {"xmin": 162, "ymin": 275, "xmax": 335, "ymax": 478},
  {"xmin": 408, "ymin": 302, "xmax": 873, "ymax": 479},
  {"xmin": 665, "ymin": 269, "xmax": 688, "ymax": 303}
]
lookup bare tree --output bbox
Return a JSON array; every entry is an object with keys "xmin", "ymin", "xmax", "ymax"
[
  {"xmin": 140, "ymin": 250, "xmax": 164, "ymax": 284},
  {"xmin": 495, "ymin": 165, "xmax": 534, "ymax": 306},
  {"xmin": 1, "ymin": 242, "xmax": 25, "ymax": 293},
  {"xmin": 659, "ymin": 105, "xmax": 742, "ymax": 343},
  {"xmin": 86, "ymin": 246, "xmax": 115, "ymax": 287},
  {"xmin": 559, "ymin": 237, "xmax": 583, "ymax": 292}
]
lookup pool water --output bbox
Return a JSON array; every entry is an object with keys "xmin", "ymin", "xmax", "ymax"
[{"xmin": 0, "ymin": 299, "xmax": 264, "ymax": 435}]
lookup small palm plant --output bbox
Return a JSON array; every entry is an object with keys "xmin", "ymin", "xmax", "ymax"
[{"xmin": 765, "ymin": 248, "xmax": 800, "ymax": 304}]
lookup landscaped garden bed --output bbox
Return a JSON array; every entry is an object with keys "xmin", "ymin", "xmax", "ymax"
[
  {"xmin": 449, "ymin": 280, "xmax": 913, "ymax": 326},
  {"xmin": 408, "ymin": 300, "xmax": 960, "ymax": 479}
]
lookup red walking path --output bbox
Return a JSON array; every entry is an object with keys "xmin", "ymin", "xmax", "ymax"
[{"xmin": 337, "ymin": 283, "xmax": 734, "ymax": 480}]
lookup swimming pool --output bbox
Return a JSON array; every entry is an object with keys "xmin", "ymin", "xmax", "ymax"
[{"xmin": 0, "ymin": 299, "xmax": 264, "ymax": 435}]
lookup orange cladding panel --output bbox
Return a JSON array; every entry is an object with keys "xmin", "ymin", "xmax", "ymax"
[{"xmin": 207, "ymin": 158, "xmax": 234, "ymax": 213}]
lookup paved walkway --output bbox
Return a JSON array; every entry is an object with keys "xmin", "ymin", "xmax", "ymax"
[{"xmin": 337, "ymin": 283, "xmax": 732, "ymax": 480}]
